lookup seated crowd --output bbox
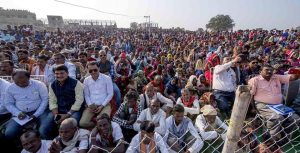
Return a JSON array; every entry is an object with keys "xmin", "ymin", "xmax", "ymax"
[{"xmin": 0, "ymin": 26, "xmax": 300, "ymax": 153}]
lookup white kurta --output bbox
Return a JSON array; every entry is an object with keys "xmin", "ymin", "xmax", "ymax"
[
  {"xmin": 176, "ymin": 98, "xmax": 200, "ymax": 115},
  {"xmin": 21, "ymin": 140, "xmax": 52, "ymax": 153},
  {"xmin": 139, "ymin": 92, "xmax": 173, "ymax": 108},
  {"xmin": 164, "ymin": 116, "xmax": 203, "ymax": 153},
  {"xmin": 126, "ymin": 132, "xmax": 169, "ymax": 153},
  {"xmin": 195, "ymin": 114, "xmax": 228, "ymax": 140},
  {"xmin": 133, "ymin": 108, "xmax": 166, "ymax": 136}
]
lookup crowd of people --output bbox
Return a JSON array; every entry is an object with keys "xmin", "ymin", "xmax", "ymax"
[{"xmin": 0, "ymin": 24, "xmax": 300, "ymax": 153}]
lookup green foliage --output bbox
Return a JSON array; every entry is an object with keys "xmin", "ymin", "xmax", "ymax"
[
  {"xmin": 206, "ymin": 15, "xmax": 235, "ymax": 31},
  {"xmin": 130, "ymin": 22, "xmax": 138, "ymax": 29}
]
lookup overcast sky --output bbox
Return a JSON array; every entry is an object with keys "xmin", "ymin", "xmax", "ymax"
[{"xmin": 0, "ymin": 0, "xmax": 300, "ymax": 30}]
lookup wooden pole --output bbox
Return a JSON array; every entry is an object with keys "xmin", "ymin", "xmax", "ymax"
[{"xmin": 222, "ymin": 85, "xmax": 252, "ymax": 153}]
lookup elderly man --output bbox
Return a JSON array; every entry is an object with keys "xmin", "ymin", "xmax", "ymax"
[
  {"xmin": 133, "ymin": 99, "xmax": 166, "ymax": 136},
  {"xmin": 80, "ymin": 61, "xmax": 113, "ymax": 129},
  {"xmin": 112, "ymin": 90, "xmax": 142, "ymax": 142},
  {"xmin": 150, "ymin": 75, "xmax": 165, "ymax": 93},
  {"xmin": 0, "ymin": 78, "xmax": 11, "ymax": 124},
  {"xmin": 20, "ymin": 130, "xmax": 52, "ymax": 153},
  {"xmin": 89, "ymin": 113, "xmax": 125, "ymax": 153},
  {"xmin": 248, "ymin": 64, "xmax": 300, "ymax": 143},
  {"xmin": 127, "ymin": 121, "xmax": 169, "ymax": 153},
  {"xmin": 48, "ymin": 53, "xmax": 76, "ymax": 84},
  {"xmin": 212, "ymin": 56, "xmax": 241, "ymax": 118},
  {"xmin": 48, "ymin": 118, "xmax": 90, "ymax": 153},
  {"xmin": 176, "ymin": 88, "xmax": 200, "ymax": 118},
  {"xmin": 4, "ymin": 70, "xmax": 49, "ymax": 140},
  {"xmin": 139, "ymin": 83, "xmax": 173, "ymax": 114},
  {"xmin": 164, "ymin": 104, "xmax": 203, "ymax": 153},
  {"xmin": 195, "ymin": 105, "xmax": 228, "ymax": 141}
]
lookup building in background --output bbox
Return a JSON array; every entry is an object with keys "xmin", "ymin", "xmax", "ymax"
[
  {"xmin": 47, "ymin": 15, "xmax": 64, "ymax": 27},
  {"xmin": 0, "ymin": 7, "xmax": 42, "ymax": 26}
]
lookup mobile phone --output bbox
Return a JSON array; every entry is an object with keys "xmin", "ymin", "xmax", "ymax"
[{"xmin": 54, "ymin": 114, "xmax": 61, "ymax": 122}]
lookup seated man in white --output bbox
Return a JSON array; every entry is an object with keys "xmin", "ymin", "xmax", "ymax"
[
  {"xmin": 195, "ymin": 105, "xmax": 228, "ymax": 141},
  {"xmin": 139, "ymin": 83, "xmax": 173, "ymax": 115},
  {"xmin": 89, "ymin": 113, "xmax": 125, "ymax": 153},
  {"xmin": 164, "ymin": 104, "xmax": 203, "ymax": 153},
  {"xmin": 133, "ymin": 99, "xmax": 166, "ymax": 136},
  {"xmin": 20, "ymin": 130, "xmax": 52, "ymax": 153},
  {"xmin": 48, "ymin": 118, "xmax": 90, "ymax": 153},
  {"xmin": 176, "ymin": 88, "xmax": 200, "ymax": 118},
  {"xmin": 126, "ymin": 121, "xmax": 168, "ymax": 153}
]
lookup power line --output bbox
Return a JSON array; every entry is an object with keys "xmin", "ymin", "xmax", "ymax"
[{"xmin": 54, "ymin": 0, "xmax": 144, "ymax": 18}]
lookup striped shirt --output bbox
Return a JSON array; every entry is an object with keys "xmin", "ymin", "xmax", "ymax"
[
  {"xmin": 112, "ymin": 100, "xmax": 142, "ymax": 129},
  {"xmin": 5, "ymin": 79, "xmax": 48, "ymax": 117}
]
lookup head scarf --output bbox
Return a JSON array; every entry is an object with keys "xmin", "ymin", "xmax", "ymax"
[
  {"xmin": 186, "ymin": 75, "xmax": 198, "ymax": 87},
  {"xmin": 201, "ymin": 105, "xmax": 217, "ymax": 116}
]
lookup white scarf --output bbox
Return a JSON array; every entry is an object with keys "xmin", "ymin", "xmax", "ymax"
[
  {"xmin": 145, "ymin": 108, "xmax": 161, "ymax": 123},
  {"xmin": 61, "ymin": 129, "xmax": 89, "ymax": 152}
]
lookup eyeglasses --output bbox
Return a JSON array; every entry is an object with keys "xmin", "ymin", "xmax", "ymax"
[
  {"xmin": 89, "ymin": 69, "xmax": 98, "ymax": 73},
  {"xmin": 99, "ymin": 55, "xmax": 106, "ymax": 57}
]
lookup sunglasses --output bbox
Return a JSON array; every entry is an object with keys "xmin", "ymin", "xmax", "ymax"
[
  {"xmin": 99, "ymin": 55, "xmax": 106, "ymax": 57},
  {"xmin": 251, "ymin": 62, "xmax": 258, "ymax": 64},
  {"xmin": 89, "ymin": 69, "xmax": 98, "ymax": 73}
]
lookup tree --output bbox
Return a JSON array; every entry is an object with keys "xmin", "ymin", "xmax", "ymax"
[
  {"xmin": 197, "ymin": 28, "xmax": 204, "ymax": 33},
  {"xmin": 206, "ymin": 15, "xmax": 235, "ymax": 32},
  {"xmin": 130, "ymin": 22, "xmax": 138, "ymax": 29}
]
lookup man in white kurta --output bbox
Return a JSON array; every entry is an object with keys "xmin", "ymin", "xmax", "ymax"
[
  {"xmin": 195, "ymin": 105, "xmax": 228, "ymax": 140},
  {"xmin": 176, "ymin": 88, "xmax": 200, "ymax": 115},
  {"xmin": 127, "ymin": 121, "xmax": 169, "ymax": 153},
  {"xmin": 133, "ymin": 99, "xmax": 166, "ymax": 136},
  {"xmin": 164, "ymin": 104, "xmax": 203, "ymax": 153},
  {"xmin": 139, "ymin": 83, "xmax": 173, "ymax": 110}
]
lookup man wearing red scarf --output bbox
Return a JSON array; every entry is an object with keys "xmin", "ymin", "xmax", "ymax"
[{"xmin": 176, "ymin": 89, "xmax": 200, "ymax": 119}]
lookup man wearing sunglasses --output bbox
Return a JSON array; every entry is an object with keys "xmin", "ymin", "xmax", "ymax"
[
  {"xmin": 98, "ymin": 50, "xmax": 122, "ymax": 108},
  {"xmin": 80, "ymin": 61, "xmax": 113, "ymax": 129},
  {"xmin": 242, "ymin": 57, "xmax": 260, "ymax": 83}
]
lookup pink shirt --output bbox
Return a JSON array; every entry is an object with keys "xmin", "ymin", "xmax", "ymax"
[{"xmin": 248, "ymin": 74, "xmax": 290, "ymax": 104}]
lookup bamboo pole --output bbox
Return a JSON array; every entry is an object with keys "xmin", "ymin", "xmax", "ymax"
[{"xmin": 222, "ymin": 85, "xmax": 252, "ymax": 153}]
